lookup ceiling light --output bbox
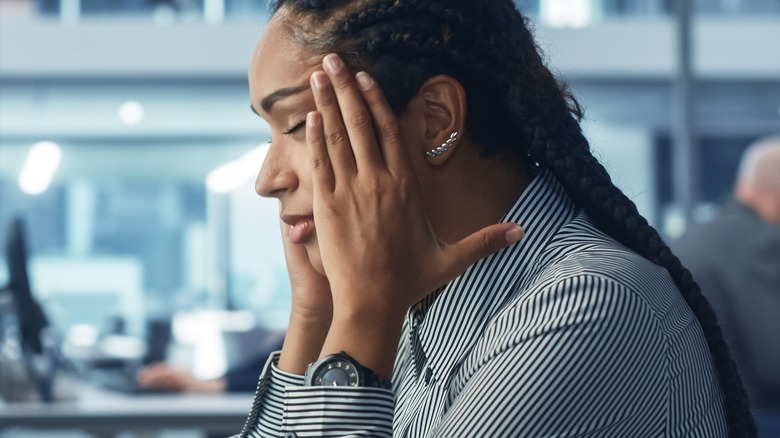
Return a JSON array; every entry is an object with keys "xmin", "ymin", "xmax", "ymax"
[
  {"xmin": 118, "ymin": 101, "xmax": 144, "ymax": 125},
  {"xmin": 19, "ymin": 141, "xmax": 62, "ymax": 195},
  {"xmin": 540, "ymin": 0, "xmax": 592, "ymax": 28}
]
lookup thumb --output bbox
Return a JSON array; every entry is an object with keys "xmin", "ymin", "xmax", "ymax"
[{"xmin": 445, "ymin": 223, "xmax": 524, "ymax": 277}]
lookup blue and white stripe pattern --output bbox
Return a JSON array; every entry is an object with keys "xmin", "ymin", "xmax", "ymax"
[{"xmin": 238, "ymin": 169, "xmax": 728, "ymax": 437}]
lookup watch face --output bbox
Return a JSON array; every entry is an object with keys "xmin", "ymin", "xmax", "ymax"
[{"xmin": 311, "ymin": 357, "xmax": 361, "ymax": 387}]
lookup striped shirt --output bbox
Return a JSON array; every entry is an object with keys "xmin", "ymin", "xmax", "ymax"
[{"xmin": 237, "ymin": 169, "xmax": 728, "ymax": 437}]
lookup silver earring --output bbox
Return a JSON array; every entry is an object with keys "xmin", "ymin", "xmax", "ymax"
[{"xmin": 425, "ymin": 131, "xmax": 458, "ymax": 158}]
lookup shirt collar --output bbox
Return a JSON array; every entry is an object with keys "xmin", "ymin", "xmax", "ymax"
[{"xmin": 407, "ymin": 168, "xmax": 578, "ymax": 384}]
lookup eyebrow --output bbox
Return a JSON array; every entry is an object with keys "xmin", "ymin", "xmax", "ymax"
[{"xmin": 257, "ymin": 84, "xmax": 310, "ymax": 114}]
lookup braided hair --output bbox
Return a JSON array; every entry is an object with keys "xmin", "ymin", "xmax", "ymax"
[{"xmin": 271, "ymin": 0, "xmax": 756, "ymax": 435}]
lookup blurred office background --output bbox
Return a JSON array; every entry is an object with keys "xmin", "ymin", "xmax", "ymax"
[{"xmin": 0, "ymin": 0, "xmax": 779, "ymax": 416}]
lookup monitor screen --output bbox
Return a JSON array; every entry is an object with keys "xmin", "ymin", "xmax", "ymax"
[{"xmin": 3, "ymin": 217, "xmax": 48, "ymax": 354}]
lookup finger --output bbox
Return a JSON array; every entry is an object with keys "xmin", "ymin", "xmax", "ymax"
[
  {"xmin": 355, "ymin": 71, "xmax": 410, "ymax": 178},
  {"xmin": 138, "ymin": 374, "xmax": 164, "ymax": 387},
  {"xmin": 139, "ymin": 368, "xmax": 172, "ymax": 383},
  {"xmin": 311, "ymin": 70, "xmax": 357, "ymax": 180},
  {"xmin": 306, "ymin": 111, "xmax": 336, "ymax": 194},
  {"xmin": 137, "ymin": 367, "xmax": 162, "ymax": 382},
  {"xmin": 322, "ymin": 54, "xmax": 384, "ymax": 171},
  {"xmin": 443, "ymin": 223, "xmax": 524, "ymax": 280}
]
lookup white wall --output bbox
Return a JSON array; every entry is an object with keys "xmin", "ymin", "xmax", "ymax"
[{"xmin": 2, "ymin": 17, "xmax": 779, "ymax": 79}]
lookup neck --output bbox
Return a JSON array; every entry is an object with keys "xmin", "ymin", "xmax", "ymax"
[{"xmin": 427, "ymin": 146, "xmax": 530, "ymax": 244}]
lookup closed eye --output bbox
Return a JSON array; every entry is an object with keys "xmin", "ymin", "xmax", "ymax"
[{"xmin": 283, "ymin": 119, "xmax": 306, "ymax": 136}]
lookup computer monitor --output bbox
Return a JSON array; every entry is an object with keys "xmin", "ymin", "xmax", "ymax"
[{"xmin": 2, "ymin": 217, "xmax": 49, "ymax": 354}]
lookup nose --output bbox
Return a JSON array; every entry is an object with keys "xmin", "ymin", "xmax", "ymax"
[{"xmin": 255, "ymin": 140, "xmax": 297, "ymax": 198}]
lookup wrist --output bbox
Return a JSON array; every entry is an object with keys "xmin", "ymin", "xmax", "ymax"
[
  {"xmin": 320, "ymin": 310, "xmax": 404, "ymax": 380},
  {"xmin": 290, "ymin": 301, "xmax": 333, "ymax": 325},
  {"xmin": 278, "ymin": 310, "xmax": 332, "ymax": 375}
]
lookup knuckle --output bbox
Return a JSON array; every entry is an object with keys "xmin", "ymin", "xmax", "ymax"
[
  {"xmin": 326, "ymin": 130, "xmax": 347, "ymax": 147},
  {"xmin": 480, "ymin": 233, "xmax": 494, "ymax": 255},
  {"xmin": 349, "ymin": 112, "xmax": 371, "ymax": 131},
  {"xmin": 368, "ymin": 92, "xmax": 386, "ymax": 107},
  {"xmin": 312, "ymin": 156, "xmax": 330, "ymax": 171},
  {"xmin": 380, "ymin": 120, "xmax": 402, "ymax": 141}
]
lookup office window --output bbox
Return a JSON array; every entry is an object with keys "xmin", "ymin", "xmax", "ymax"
[
  {"xmin": 655, "ymin": 134, "xmax": 761, "ymax": 230},
  {"xmin": 0, "ymin": 138, "xmax": 289, "ymax": 340}
]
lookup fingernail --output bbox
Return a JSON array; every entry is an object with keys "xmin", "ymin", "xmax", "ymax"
[
  {"xmin": 311, "ymin": 71, "xmax": 329, "ymax": 89},
  {"xmin": 324, "ymin": 54, "xmax": 342, "ymax": 73},
  {"xmin": 505, "ymin": 225, "xmax": 524, "ymax": 244},
  {"xmin": 306, "ymin": 111, "xmax": 320, "ymax": 127},
  {"xmin": 356, "ymin": 71, "xmax": 373, "ymax": 90}
]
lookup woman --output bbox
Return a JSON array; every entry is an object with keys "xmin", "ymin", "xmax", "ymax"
[{"xmin": 237, "ymin": 0, "xmax": 755, "ymax": 436}]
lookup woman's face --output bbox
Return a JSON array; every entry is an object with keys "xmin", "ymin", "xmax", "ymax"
[
  {"xmin": 249, "ymin": 13, "xmax": 429, "ymax": 274},
  {"xmin": 249, "ymin": 15, "xmax": 325, "ymax": 272}
]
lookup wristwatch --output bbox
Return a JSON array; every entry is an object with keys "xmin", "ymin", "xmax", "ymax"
[{"xmin": 304, "ymin": 351, "xmax": 392, "ymax": 389}]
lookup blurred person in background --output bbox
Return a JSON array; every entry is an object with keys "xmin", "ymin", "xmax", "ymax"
[
  {"xmin": 675, "ymin": 136, "xmax": 780, "ymax": 409},
  {"xmin": 137, "ymin": 331, "xmax": 285, "ymax": 393}
]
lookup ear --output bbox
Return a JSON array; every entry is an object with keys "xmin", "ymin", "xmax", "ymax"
[{"xmin": 406, "ymin": 75, "xmax": 466, "ymax": 165}]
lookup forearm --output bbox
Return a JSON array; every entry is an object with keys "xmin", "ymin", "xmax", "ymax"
[{"xmin": 277, "ymin": 310, "xmax": 331, "ymax": 375}]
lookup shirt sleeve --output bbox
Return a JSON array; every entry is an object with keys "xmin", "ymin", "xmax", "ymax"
[
  {"xmin": 431, "ymin": 275, "xmax": 676, "ymax": 437},
  {"xmin": 282, "ymin": 386, "xmax": 395, "ymax": 437},
  {"xmin": 240, "ymin": 351, "xmax": 304, "ymax": 437},
  {"xmin": 241, "ymin": 352, "xmax": 395, "ymax": 438}
]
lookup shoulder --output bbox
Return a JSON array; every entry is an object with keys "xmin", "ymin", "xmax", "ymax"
[
  {"xmin": 445, "ymin": 214, "xmax": 726, "ymax": 436},
  {"xmin": 482, "ymin": 212, "xmax": 694, "ymax": 349},
  {"xmin": 536, "ymin": 213, "xmax": 681, "ymax": 315}
]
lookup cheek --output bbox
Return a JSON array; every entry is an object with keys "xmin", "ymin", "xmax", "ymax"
[
  {"xmin": 282, "ymin": 140, "xmax": 313, "ymax": 190},
  {"xmin": 296, "ymin": 150, "xmax": 314, "ymax": 189}
]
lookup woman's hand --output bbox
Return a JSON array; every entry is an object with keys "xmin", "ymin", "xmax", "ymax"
[
  {"xmin": 306, "ymin": 54, "xmax": 523, "ymax": 377},
  {"xmin": 277, "ymin": 220, "xmax": 332, "ymax": 375},
  {"xmin": 280, "ymin": 219, "xmax": 332, "ymax": 322}
]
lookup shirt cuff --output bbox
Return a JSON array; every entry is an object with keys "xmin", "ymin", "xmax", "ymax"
[
  {"xmin": 264, "ymin": 351, "xmax": 305, "ymax": 414},
  {"xmin": 282, "ymin": 386, "xmax": 394, "ymax": 437},
  {"xmin": 269, "ymin": 352, "xmax": 306, "ymax": 386},
  {"xmin": 246, "ymin": 351, "xmax": 305, "ymax": 437}
]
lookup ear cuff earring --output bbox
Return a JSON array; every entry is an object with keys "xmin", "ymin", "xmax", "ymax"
[{"xmin": 425, "ymin": 131, "xmax": 458, "ymax": 158}]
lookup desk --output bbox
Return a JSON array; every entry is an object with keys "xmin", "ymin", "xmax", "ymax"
[{"xmin": 0, "ymin": 384, "xmax": 253, "ymax": 437}]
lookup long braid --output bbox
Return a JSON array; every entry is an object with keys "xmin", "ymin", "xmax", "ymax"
[
  {"xmin": 273, "ymin": 0, "xmax": 757, "ymax": 434},
  {"xmin": 524, "ymin": 106, "xmax": 756, "ymax": 435},
  {"xmin": 493, "ymin": 18, "xmax": 757, "ymax": 431}
]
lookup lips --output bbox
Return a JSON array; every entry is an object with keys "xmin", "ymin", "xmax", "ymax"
[{"xmin": 282, "ymin": 215, "xmax": 315, "ymax": 244}]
